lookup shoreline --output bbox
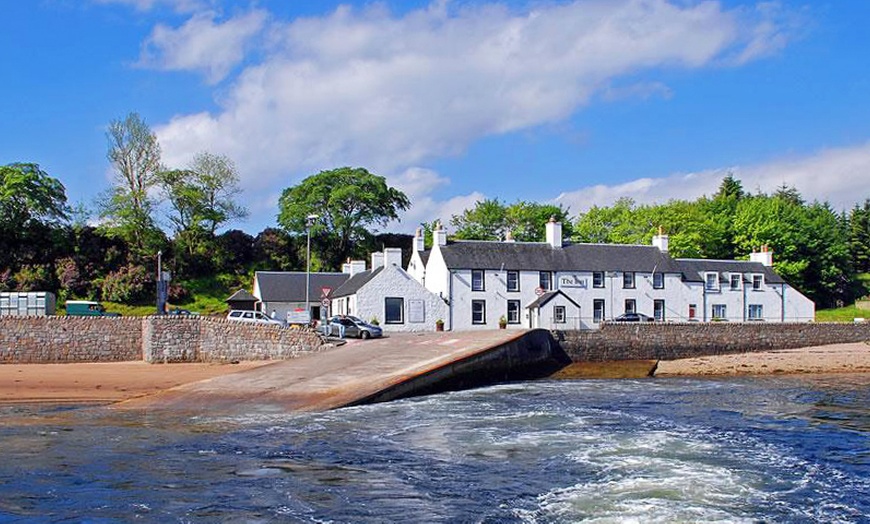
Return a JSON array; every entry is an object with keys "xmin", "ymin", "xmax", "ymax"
[{"xmin": 0, "ymin": 342, "xmax": 868, "ymax": 405}]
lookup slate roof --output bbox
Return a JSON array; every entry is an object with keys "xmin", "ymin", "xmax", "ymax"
[
  {"xmin": 331, "ymin": 266, "xmax": 385, "ymax": 298},
  {"xmin": 226, "ymin": 289, "xmax": 256, "ymax": 302},
  {"xmin": 437, "ymin": 240, "xmax": 686, "ymax": 274},
  {"xmin": 254, "ymin": 272, "xmax": 349, "ymax": 302},
  {"xmin": 674, "ymin": 259, "xmax": 785, "ymax": 284},
  {"xmin": 418, "ymin": 249, "xmax": 430, "ymax": 266},
  {"xmin": 526, "ymin": 289, "xmax": 582, "ymax": 310}
]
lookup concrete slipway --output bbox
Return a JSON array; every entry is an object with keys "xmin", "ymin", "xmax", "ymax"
[{"xmin": 117, "ymin": 329, "xmax": 569, "ymax": 415}]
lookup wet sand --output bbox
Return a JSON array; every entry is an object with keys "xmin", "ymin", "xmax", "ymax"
[
  {"xmin": 655, "ymin": 342, "xmax": 870, "ymax": 376},
  {"xmin": 0, "ymin": 361, "xmax": 275, "ymax": 404}
]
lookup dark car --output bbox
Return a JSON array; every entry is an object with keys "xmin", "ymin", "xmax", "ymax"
[
  {"xmin": 327, "ymin": 315, "xmax": 383, "ymax": 339},
  {"xmin": 613, "ymin": 312, "xmax": 655, "ymax": 322}
]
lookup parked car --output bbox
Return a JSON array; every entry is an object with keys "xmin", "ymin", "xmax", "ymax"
[
  {"xmin": 168, "ymin": 307, "xmax": 198, "ymax": 316},
  {"xmin": 613, "ymin": 312, "xmax": 655, "ymax": 322},
  {"xmin": 226, "ymin": 310, "xmax": 285, "ymax": 327},
  {"xmin": 65, "ymin": 300, "xmax": 121, "ymax": 317},
  {"xmin": 327, "ymin": 315, "xmax": 383, "ymax": 339}
]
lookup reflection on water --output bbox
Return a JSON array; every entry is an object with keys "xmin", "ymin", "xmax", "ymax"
[{"xmin": 0, "ymin": 375, "xmax": 868, "ymax": 522}]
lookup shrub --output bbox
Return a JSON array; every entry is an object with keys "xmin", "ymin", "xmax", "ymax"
[
  {"xmin": 101, "ymin": 264, "xmax": 152, "ymax": 303},
  {"xmin": 14, "ymin": 264, "xmax": 55, "ymax": 291}
]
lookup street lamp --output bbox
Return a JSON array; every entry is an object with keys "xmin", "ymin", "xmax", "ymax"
[
  {"xmin": 156, "ymin": 250, "xmax": 164, "ymax": 315},
  {"xmin": 305, "ymin": 214, "xmax": 319, "ymax": 324}
]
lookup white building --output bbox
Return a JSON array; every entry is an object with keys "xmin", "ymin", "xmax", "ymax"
[
  {"xmin": 252, "ymin": 271, "xmax": 349, "ymax": 322},
  {"xmin": 410, "ymin": 219, "xmax": 814, "ymax": 331},
  {"xmin": 330, "ymin": 248, "xmax": 448, "ymax": 332}
]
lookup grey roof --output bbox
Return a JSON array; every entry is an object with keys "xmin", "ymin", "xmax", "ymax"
[
  {"xmin": 526, "ymin": 289, "xmax": 581, "ymax": 310},
  {"xmin": 226, "ymin": 289, "xmax": 256, "ymax": 302},
  {"xmin": 675, "ymin": 259, "xmax": 785, "ymax": 284},
  {"xmin": 418, "ymin": 249, "xmax": 430, "ymax": 266},
  {"xmin": 255, "ymin": 271, "xmax": 349, "ymax": 302},
  {"xmin": 437, "ymin": 240, "xmax": 685, "ymax": 274},
  {"xmin": 331, "ymin": 267, "xmax": 385, "ymax": 298}
]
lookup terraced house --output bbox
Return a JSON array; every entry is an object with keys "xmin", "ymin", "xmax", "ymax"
[{"xmin": 408, "ymin": 219, "xmax": 814, "ymax": 331}]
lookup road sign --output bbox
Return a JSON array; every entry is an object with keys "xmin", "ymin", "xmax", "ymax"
[
  {"xmin": 321, "ymin": 298, "xmax": 330, "ymax": 307},
  {"xmin": 321, "ymin": 287, "xmax": 332, "ymax": 298},
  {"xmin": 534, "ymin": 287, "xmax": 545, "ymax": 296}
]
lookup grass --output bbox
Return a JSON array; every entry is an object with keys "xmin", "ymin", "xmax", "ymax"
[{"xmin": 816, "ymin": 305, "xmax": 870, "ymax": 323}]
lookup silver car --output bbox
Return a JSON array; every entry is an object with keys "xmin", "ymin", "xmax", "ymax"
[
  {"xmin": 227, "ymin": 310, "xmax": 286, "ymax": 327},
  {"xmin": 327, "ymin": 315, "xmax": 383, "ymax": 339}
]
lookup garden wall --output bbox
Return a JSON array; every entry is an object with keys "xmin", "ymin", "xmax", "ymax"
[
  {"xmin": 0, "ymin": 316, "xmax": 325, "ymax": 364},
  {"xmin": 559, "ymin": 322, "xmax": 870, "ymax": 362}
]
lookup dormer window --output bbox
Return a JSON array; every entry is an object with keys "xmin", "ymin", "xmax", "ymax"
[
  {"xmin": 730, "ymin": 274, "xmax": 741, "ymax": 291},
  {"xmin": 705, "ymin": 272, "xmax": 719, "ymax": 291},
  {"xmin": 752, "ymin": 274, "xmax": 764, "ymax": 290}
]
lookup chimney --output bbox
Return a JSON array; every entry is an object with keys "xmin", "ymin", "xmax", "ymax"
[
  {"xmin": 652, "ymin": 226, "xmax": 669, "ymax": 252},
  {"xmin": 343, "ymin": 259, "xmax": 367, "ymax": 276},
  {"xmin": 433, "ymin": 220, "xmax": 447, "ymax": 247},
  {"xmin": 750, "ymin": 244, "xmax": 774, "ymax": 267},
  {"xmin": 545, "ymin": 216, "xmax": 562, "ymax": 248},
  {"xmin": 371, "ymin": 251, "xmax": 385, "ymax": 270},
  {"xmin": 504, "ymin": 230, "xmax": 515, "ymax": 242},
  {"xmin": 414, "ymin": 227, "xmax": 425, "ymax": 252},
  {"xmin": 384, "ymin": 247, "xmax": 403, "ymax": 267}
]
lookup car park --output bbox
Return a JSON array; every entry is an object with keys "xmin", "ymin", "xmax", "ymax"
[
  {"xmin": 226, "ymin": 310, "xmax": 285, "ymax": 326},
  {"xmin": 613, "ymin": 312, "xmax": 655, "ymax": 322},
  {"xmin": 327, "ymin": 315, "xmax": 383, "ymax": 339}
]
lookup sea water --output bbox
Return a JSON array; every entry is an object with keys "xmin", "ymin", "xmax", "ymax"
[{"xmin": 0, "ymin": 375, "xmax": 868, "ymax": 522}]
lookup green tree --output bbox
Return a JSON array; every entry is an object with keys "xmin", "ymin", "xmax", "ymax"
[
  {"xmin": 451, "ymin": 199, "xmax": 508, "ymax": 240},
  {"xmin": 99, "ymin": 112, "xmax": 164, "ymax": 259},
  {"xmin": 849, "ymin": 200, "xmax": 870, "ymax": 273},
  {"xmin": 277, "ymin": 167, "xmax": 410, "ymax": 269},
  {"xmin": 451, "ymin": 199, "xmax": 573, "ymax": 241}
]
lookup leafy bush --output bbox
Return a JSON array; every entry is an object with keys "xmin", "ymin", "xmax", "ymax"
[
  {"xmin": 101, "ymin": 264, "xmax": 152, "ymax": 303},
  {"xmin": 14, "ymin": 264, "xmax": 55, "ymax": 291}
]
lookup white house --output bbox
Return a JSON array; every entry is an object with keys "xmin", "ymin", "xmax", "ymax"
[
  {"xmin": 410, "ymin": 219, "xmax": 815, "ymax": 330},
  {"xmin": 252, "ymin": 271, "xmax": 349, "ymax": 322},
  {"xmin": 330, "ymin": 247, "xmax": 448, "ymax": 332}
]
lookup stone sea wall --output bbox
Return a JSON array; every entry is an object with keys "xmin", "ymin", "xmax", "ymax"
[
  {"xmin": 0, "ymin": 316, "xmax": 325, "ymax": 364},
  {"xmin": 559, "ymin": 322, "xmax": 870, "ymax": 362}
]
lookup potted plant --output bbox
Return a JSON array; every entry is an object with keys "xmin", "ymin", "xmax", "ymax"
[
  {"xmin": 370, "ymin": 317, "xmax": 380, "ymax": 326},
  {"xmin": 435, "ymin": 318, "xmax": 444, "ymax": 332},
  {"xmin": 498, "ymin": 315, "xmax": 507, "ymax": 329}
]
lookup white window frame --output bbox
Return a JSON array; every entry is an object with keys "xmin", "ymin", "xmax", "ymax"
[
  {"xmin": 712, "ymin": 304, "xmax": 727, "ymax": 320},
  {"xmin": 507, "ymin": 300, "xmax": 521, "ymax": 324},
  {"xmin": 472, "ymin": 300, "xmax": 486, "ymax": 324},
  {"xmin": 471, "ymin": 270, "xmax": 485, "ymax": 291},
  {"xmin": 593, "ymin": 299, "xmax": 605, "ymax": 323},
  {"xmin": 654, "ymin": 299, "xmax": 665, "ymax": 321},
  {"xmin": 748, "ymin": 304, "xmax": 764, "ymax": 320},
  {"xmin": 705, "ymin": 272, "xmax": 719, "ymax": 291},
  {"xmin": 384, "ymin": 297, "xmax": 404, "ymax": 324},
  {"xmin": 506, "ymin": 271, "xmax": 520, "ymax": 292},
  {"xmin": 752, "ymin": 274, "xmax": 764, "ymax": 291},
  {"xmin": 554, "ymin": 305, "xmax": 566, "ymax": 324},
  {"xmin": 624, "ymin": 299, "xmax": 636, "ymax": 314},
  {"xmin": 653, "ymin": 272, "xmax": 664, "ymax": 289},
  {"xmin": 539, "ymin": 271, "xmax": 553, "ymax": 291},
  {"xmin": 593, "ymin": 272, "xmax": 605, "ymax": 288},
  {"xmin": 730, "ymin": 273, "xmax": 742, "ymax": 291},
  {"xmin": 623, "ymin": 272, "xmax": 635, "ymax": 289}
]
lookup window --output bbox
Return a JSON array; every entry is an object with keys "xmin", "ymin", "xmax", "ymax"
[
  {"xmin": 623, "ymin": 272, "xmax": 635, "ymax": 289},
  {"xmin": 593, "ymin": 272, "xmax": 605, "ymax": 288},
  {"xmin": 506, "ymin": 271, "xmax": 520, "ymax": 292},
  {"xmin": 539, "ymin": 271, "xmax": 553, "ymax": 291},
  {"xmin": 593, "ymin": 299, "xmax": 605, "ymax": 323},
  {"xmin": 688, "ymin": 304, "xmax": 697, "ymax": 319},
  {"xmin": 752, "ymin": 274, "xmax": 764, "ymax": 291},
  {"xmin": 653, "ymin": 272, "xmax": 664, "ymax": 289},
  {"xmin": 654, "ymin": 299, "xmax": 665, "ymax": 321},
  {"xmin": 554, "ymin": 305, "xmax": 566, "ymax": 324},
  {"xmin": 748, "ymin": 304, "xmax": 764, "ymax": 320},
  {"xmin": 471, "ymin": 270, "xmax": 485, "ymax": 291},
  {"xmin": 385, "ymin": 297, "xmax": 404, "ymax": 324},
  {"xmin": 730, "ymin": 274, "xmax": 741, "ymax": 291},
  {"xmin": 712, "ymin": 304, "xmax": 727, "ymax": 320},
  {"xmin": 705, "ymin": 272, "xmax": 719, "ymax": 291},
  {"xmin": 624, "ymin": 299, "xmax": 636, "ymax": 314},
  {"xmin": 507, "ymin": 300, "xmax": 521, "ymax": 324},
  {"xmin": 472, "ymin": 300, "xmax": 486, "ymax": 324}
]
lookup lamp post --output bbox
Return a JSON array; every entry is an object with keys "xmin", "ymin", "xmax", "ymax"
[
  {"xmin": 305, "ymin": 214, "xmax": 319, "ymax": 324},
  {"xmin": 156, "ymin": 250, "xmax": 163, "ymax": 315}
]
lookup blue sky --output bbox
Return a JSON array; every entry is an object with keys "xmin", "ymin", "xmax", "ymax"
[{"xmin": 3, "ymin": 0, "xmax": 870, "ymax": 234}]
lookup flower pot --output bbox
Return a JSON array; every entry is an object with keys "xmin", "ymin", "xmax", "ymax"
[{"xmin": 435, "ymin": 323, "xmax": 444, "ymax": 332}]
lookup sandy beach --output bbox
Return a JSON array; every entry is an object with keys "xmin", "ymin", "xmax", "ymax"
[
  {"xmin": 0, "ymin": 360, "xmax": 275, "ymax": 403},
  {"xmin": 655, "ymin": 341, "xmax": 870, "ymax": 376}
]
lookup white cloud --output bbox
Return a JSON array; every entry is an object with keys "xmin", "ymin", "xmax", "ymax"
[
  {"xmin": 387, "ymin": 167, "xmax": 485, "ymax": 231},
  {"xmin": 554, "ymin": 141, "xmax": 870, "ymax": 213},
  {"xmin": 138, "ymin": 10, "xmax": 268, "ymax": 83},
  {"xmin": 149, "ymin": 0, "xmax": 801, "ymax": 229},
  {"xmin": 94, "ymin": 0, "xmax": 213, "ymax": 14}
]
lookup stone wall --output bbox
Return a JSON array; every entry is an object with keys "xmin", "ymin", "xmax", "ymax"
[
  {"xmin": 1, "ymin": 316, "xmax": 325, "ymax": 364},
  {"xmin": 0, "ymin": 317, "xmax": 142, "ymax": 363},
  {"xmin": 559, "ymin": 322, "xmax": 870, "ymax": 362}
]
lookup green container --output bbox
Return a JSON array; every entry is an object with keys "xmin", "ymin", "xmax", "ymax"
[{"xmin": 65, "ymin": 300, "xmax": 121, "ymax": 317}]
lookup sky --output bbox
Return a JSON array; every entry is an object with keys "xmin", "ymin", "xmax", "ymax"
[{"xmin": 2, "ymin": 0, "xmax": 870, "ymax": 235}]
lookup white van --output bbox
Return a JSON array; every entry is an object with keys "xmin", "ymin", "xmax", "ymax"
[{"xmin": 226, "ymin": 310, "xmax": 285, "ymax": 327}]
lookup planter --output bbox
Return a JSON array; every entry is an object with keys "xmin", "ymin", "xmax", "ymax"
[{"xmin": 435, "ymin": 322, "xmax": 444, "ymax": 332}]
